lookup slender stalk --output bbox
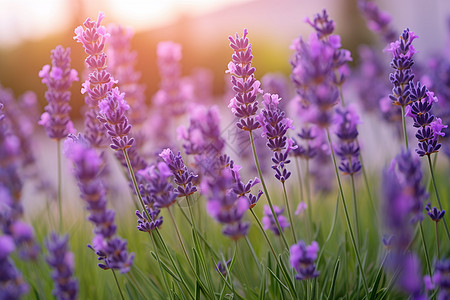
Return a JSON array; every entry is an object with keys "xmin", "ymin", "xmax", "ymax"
[
  {"xmin": 126, "ymin": 272, "xmax": 149, "ymax": 300},
  {"xmin": 325, "ymin": 128, "xmax": 369, "ymax": 297},
  {"xmin": 427, "ymin": 154, "xmax": 450, "ymax": 241},
  {"xmin": 435, "ymin": 222, "xmax": 441, "ymax": 260},
  {"xmin": 305, "ymin": 159, "xmax": 313, "ymax": 238},
  {"xmin": 419, "ymin": 222, "xmax": 432, "ymax": 277},
  {"xmin": 358, "ymin": 150, "xmax": 377, "ymax": 220},
  {"xmin": 244, "ymin": 236, "xmax": 262, "ymax": 274},
  {"xmin": 111, "ymin": 269, "xmax": 125, "ymax": 300},
  {"xmin": 248, "ymin": 131, "xmax": 289, "ymax": 249},
  {"xmin": 282, "ymin": 181, "xmax": 297, "ymax": 242},
  {"xmin": 148, "ymin": 232, "xmax": 172, "ymax": 299},
  {"xmin": 57, "ymin": 139, "xmax": 62, "ymax": 232},
  {"xmin": 350, "ymin": 174, "xmax": 359, "ymax": 246},
  {"xmin": 400, "ymin": 106, "xmax": 409, "ymax": 149},
  {"xmin": 295, "ymin": 156, "xmax": 312, "ymax": 241},
  {"xmin": 249, "ymin": 208, "xmax": 296, "ymax": 299},
  {"xmin": 167, "ymin": 207, "xmax": 195, "ymax": 272}
]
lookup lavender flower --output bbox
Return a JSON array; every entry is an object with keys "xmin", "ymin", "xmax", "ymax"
[
  {"xmin": 382, "ymin": 150, "xmax": 427, "ymax": 297},
  {"xmin": 227, "ymin": 29, "xmax": 262, "ymax": 132},
  {"xmin": 0, "ymin": 235, "xmax": 29, "ymax": 299},
  {"xmin": 153, "ymin": 41, "xmax": 192, "ymax": 116},
  {"xmin": 137, "ymin": 162, "xmax": 176, "ymax": 209},
  {"xmin": 159, "ymin": 148, "xmax": 198, "ymax": 198},
  {"xmin": 334, "ymin": 106, "xmax": 362, "ymax": 175},
  {"xmin": 290, "ymin": 31, "xmax": 339, "ymax": 127},
  {"xmin": 425, "ymin": 202, "xmax": 445, "ymax": 222},
  {"xmin": 64, "ymin": 134, "xmax": 134, "ymax": 273},
  {"xmin": 74, "ymin": 12, "xmax": 115, "ymax": 148},
  {"xmin": 39, "ymin": 45, "xmax": 78, "ymax": 140},
  {"xmin": 215, "ymin": 259, "xmax": 232, "ymax": 277},
  {"xmin": 387, "ymin": 28, "xmax": 417, "ymax": 108},
  {"xmin": 291, "ymin": 126, "xmax": 319, "ymax": 160},
  {"xmin": 45, "ymin": 232, "xmax": 78, "ymax": 300},
  {"xmin": 289, "ymin": 240, "xmax": 320, "ymax": 280},
  {"xmin": 405, "ymin": 83, "xmax": 447, "ymax": 156},
  {"xmin": 257, "ymin": 93, "xmax": 296, "ymax": 182},
  {"xmin": 262, "ymin": 205, "xmax": 289, "ymax": 235},
  {"xmin": 428, "ymin": 259, "xmax": 450, "ymax": 299},
  {"xmin": 358, "ymin": 0, "xmax": 397, "ymax": 43},
  {"xmin": 135, "ymin": 208, "xmax": 163, "ymax": 233},
  {"xmin": 97, "ymin": 87, "xmax": 135, "ymax": 151}
]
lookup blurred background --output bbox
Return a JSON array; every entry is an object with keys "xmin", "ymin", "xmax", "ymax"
[{"xmin": 1, "ymin": 0, "xmax": 450, "ymax": 115}]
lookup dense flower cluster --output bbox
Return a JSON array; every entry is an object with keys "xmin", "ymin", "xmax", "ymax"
[
  {"xmin": 64, "ymin": 134, "xmax": 134, "ymax": 273},
  {"xmin": 406, "ymin": 82, "xmax": 447, "ymax": 156},
  {"xmin": 39, "ymin": 45, "xmax": 78, "ymax": 140},
  {"xmin": 258, "ymin": 93, "xmax": 296, "ymax": 182},
  {"xmin": 289, "ymin": 240, "xmax": 320, "ymax": 280},
  {"xmin": 159, "ymin": 148, "xmax": 198, "ymax": 198},
  {"xmin": 334, "ymin": 106, "xmax": 362, "ymax": 175},
  {"xmin": 45, "ymin": 232, "xmax": 78, "ymax": 300},
  {"xmin": 227, "ymin": 29, "xmax": 262, "ymax": 132},
  {"xmin": 387, "ymin": 28, "xmax": 417, "ymax": 108},
  {"xmin": 262, "ymin": 205, "xmax": 289, "ymax": 236},
  {"xmin": 0, "ymin": 235, "xmax": 29, "ymax": 299}
]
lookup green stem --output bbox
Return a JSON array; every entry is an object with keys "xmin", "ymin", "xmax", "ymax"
[
  {"xmin": 295, "ymin": 156, "xmax": 311, "ymax": 241},
  {"xmin": 282, "ymin": 181, "xmax": 297, "ymax": 242},
  {"xmin": 325, "ymin": 128, "xmax": 369, "ymax": 297},
  {"xmin": 57, "ymin": 140, "xmax": 62, "ymax": 232},
  {"xmin": 126, "ymin": 272, "xmax": 148, "ymax": 300},
  {"xmin": 436, "ymin": 222, "xmax": 441, "ymax": 260},
  {"xmin": 427, "ymin": 154, "xmax": 450, "ymax": 241},
  {"xmin": 305, "ymin": 159, "xmax": 313, "ymax": 239},
  {"xmin": 111, "ymin": 269, "xmax": 125, "ymax": 300},
  {"xmin": 419, "ymin": 222, "xmax": 432, "ymax": 277},
  {"xmin": 148, "ymin": 232, "xmax": 172, "ymax": 299},
  {"xmin": 248, "ymin": 131, "xmax": 289, "ymax": 249},
  {"xmin": 250, "ymin": 209, "xmax": 296, "ymax": 298},
  {"xmin": 167, "ymin": 207, "xmax": 195, "ymax": 272},
  {"xmin": 350, "ymin": 174, "xmax": 359, "ymax": 246},
  {"xmin": 244, "ymin": 235, "xmax": 262, "ymax": 274},
  {"xmin": 400, "ymin": 106, "xmax": 409, "ymax": 149},
  {"xmin": 358, "ymin": 150, "xmax": 377, "ymax": 220}
]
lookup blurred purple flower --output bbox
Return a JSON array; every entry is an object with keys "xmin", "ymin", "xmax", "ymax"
[
  {"xmin": 45, "ymin": 232, "xmax": 78, "ymax": 300},
  {"xmin": 227, "ymin": 29, "xmax": 262, "ymax": 132},
  {"xmin": 39, "ymin": 45, "xmax": 78, "ymax": 140},
  {"xmin": 262, "ymin": 205, "xmax": 289, "ymax": 236},
  {"xmin": 289, "ymin": 240, "xmax": 320, "ymax": 280},
  {"xmin": 358, "ymin": 0, "xmax": 397, "ymax": 43},
  {"xmin": 64, "ymin": 134, "xmax": 134, "ymax": 273},
  {"xmin": 0, "ymin": 235, "xmax": 29, "ymax": 299}
]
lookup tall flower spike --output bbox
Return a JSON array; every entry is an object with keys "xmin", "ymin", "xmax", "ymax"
[
  {"xmin": 64, "ymin": 134, "xmax": 134, "ymax": 273},
  {"xmin": 334, "ymin": 106, "xmax": 362, "ymax": 175},
  {"xmin": 358, "ymin": 0, "xmax": 397, "ymax": 43},
  {"xmin": 387, "ymin": 28, "xmax": 417, "ymax": 108},
  {"xmin": 257, "ymin": 93, "xmax": 296, "ymax": 182},
  {"xmin": 39, "ymin": 45, "xmax": 78, "ymax": 140},
  {"xmin": 290, "ymin": 240, "xmax": 320, "ymax": 280},
  {"xmin": 74, "ymin": 12, "xmax": 115, "ymax": 148},
  {"xmin": 405, "ymin": 83, "xmax": 447, "ymax": 157},
  {"xmin": 45, "ymin": 232, "xmax": 78, "ymax": 300},
  {"xmin": 227, "ymin": 29, "xmax": 262, "ymax": 132}
]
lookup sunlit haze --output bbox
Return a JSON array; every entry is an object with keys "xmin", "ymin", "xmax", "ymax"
[{"xmin": 0, "ymin": 0, "xmax": 254, "ymax": 47}]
